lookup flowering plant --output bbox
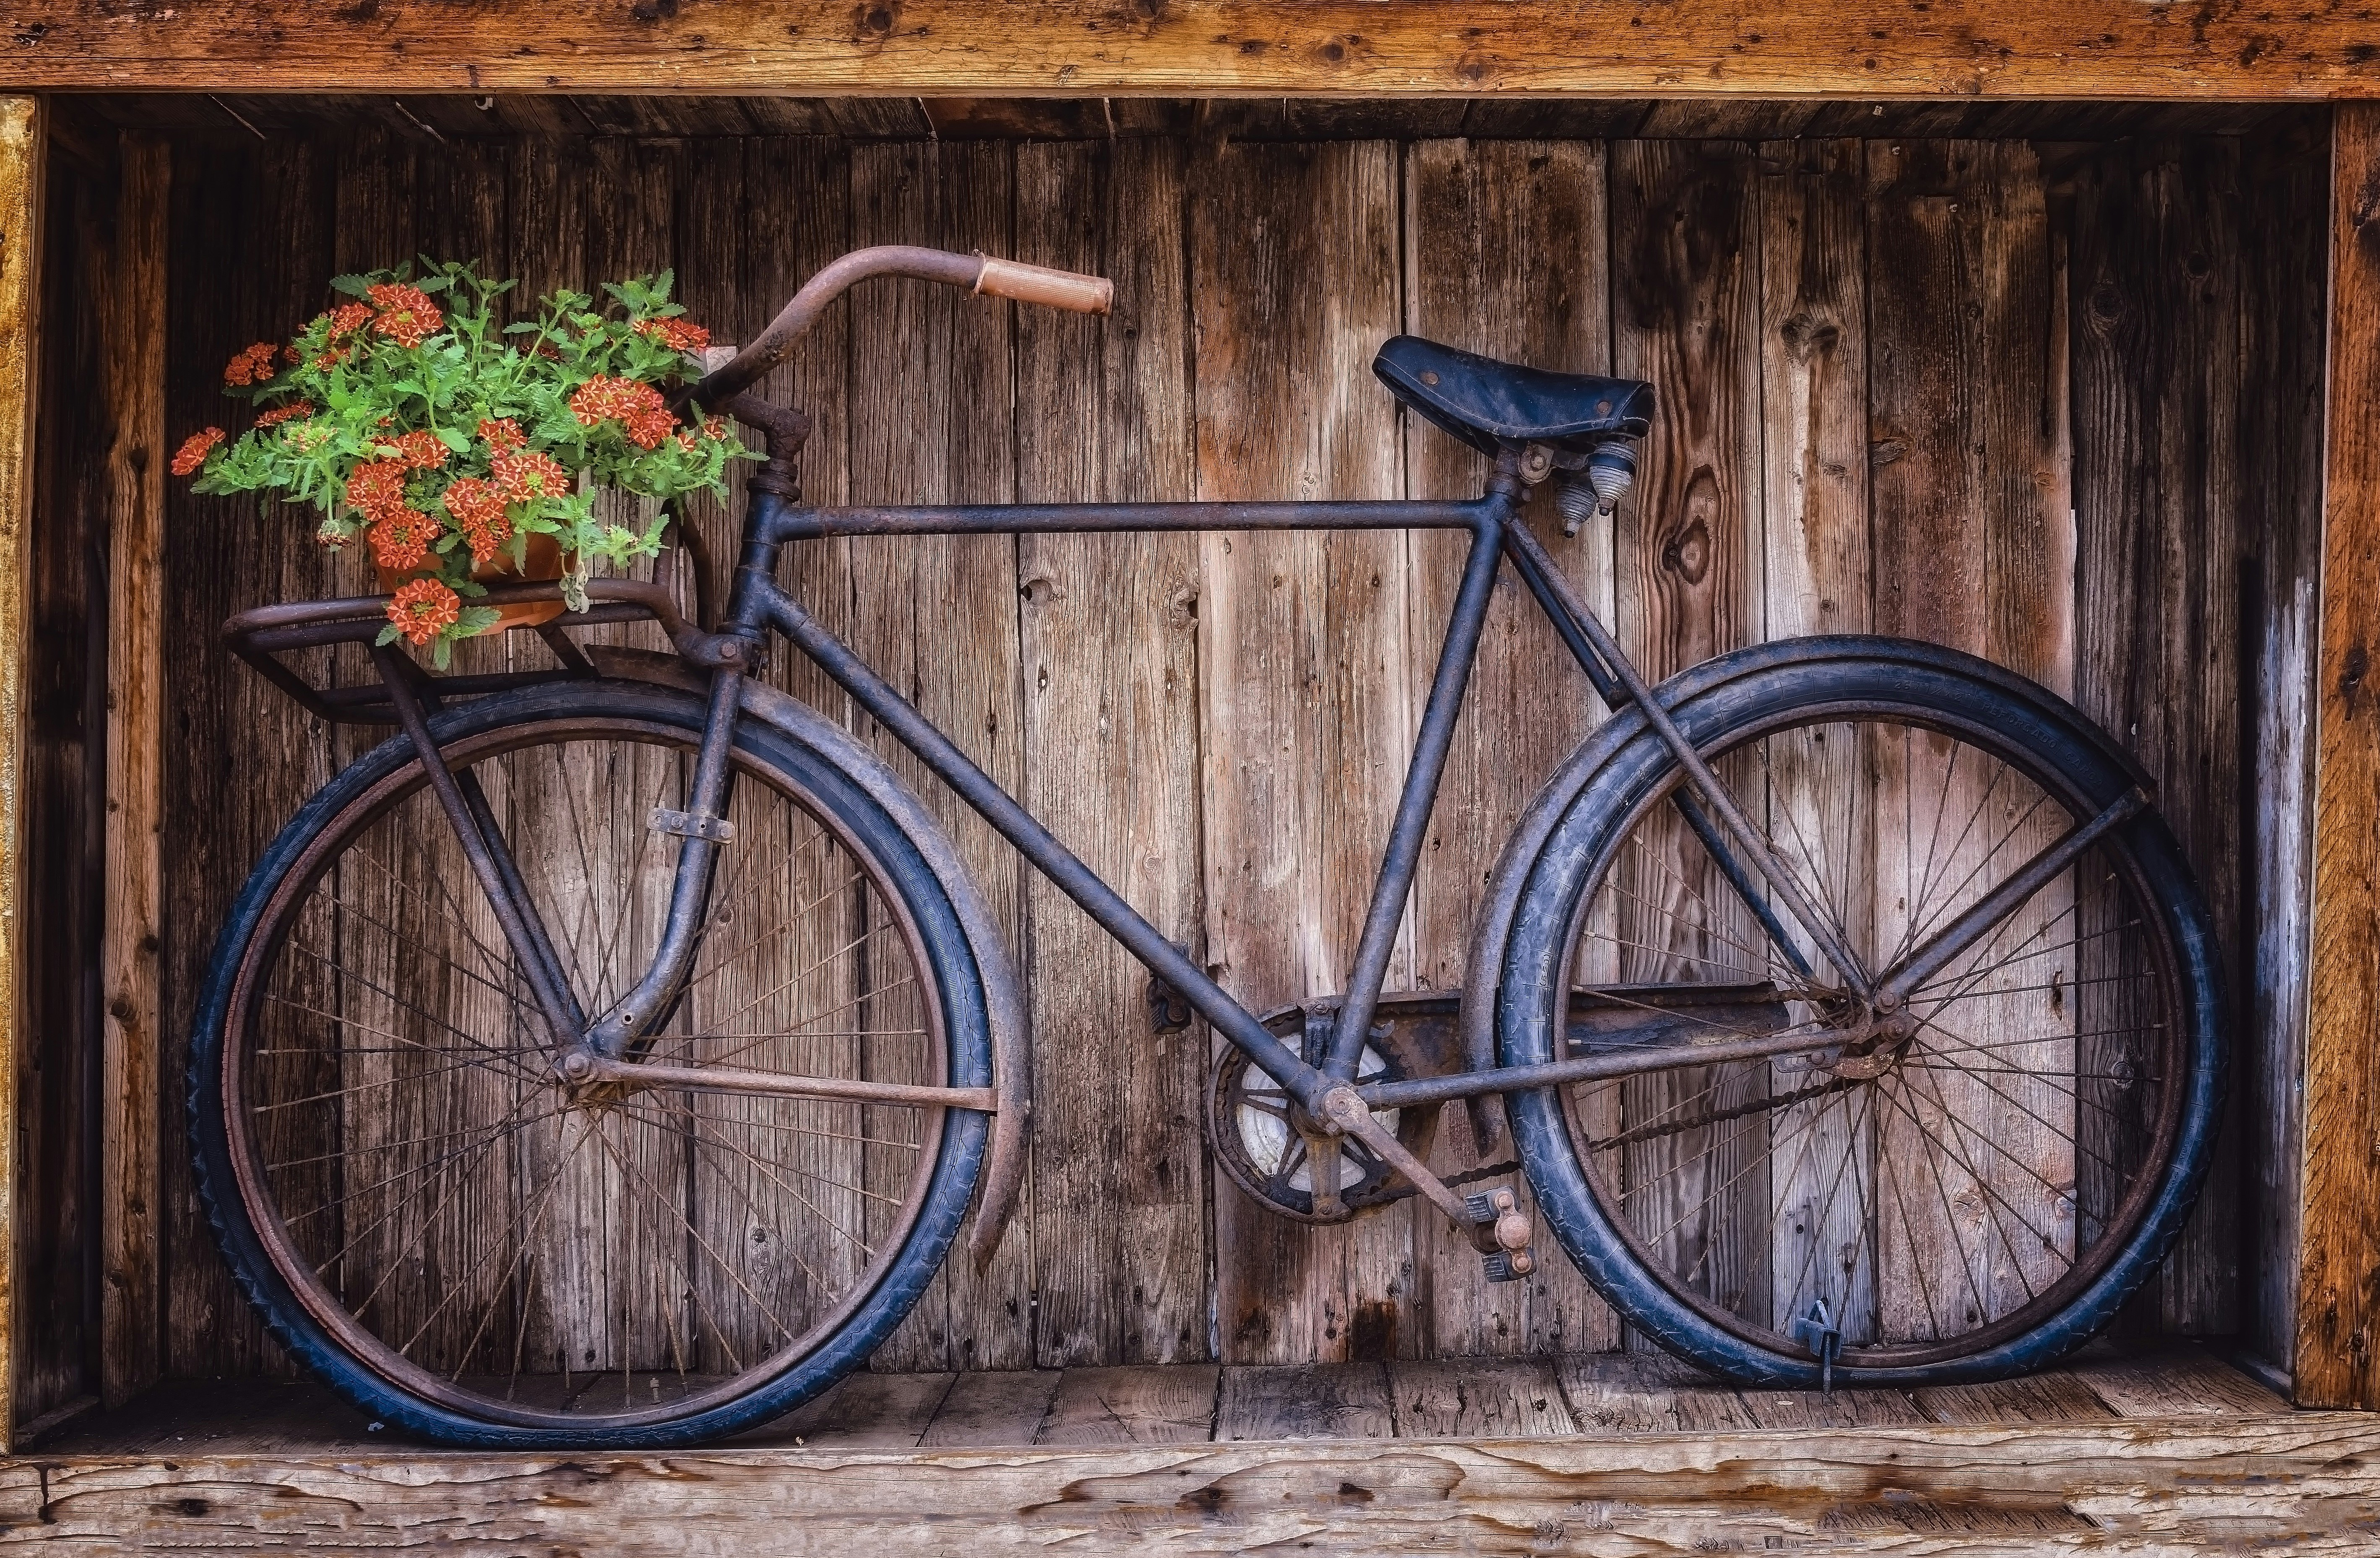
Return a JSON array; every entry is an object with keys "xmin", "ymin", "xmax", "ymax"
[{"xmin": 173, "ymin": 260, "xmax": 749, "ymax": 666}]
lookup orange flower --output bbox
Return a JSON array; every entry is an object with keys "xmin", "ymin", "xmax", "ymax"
[
  {"xmin": 440, "ymin": 475, "xmax": 514, "ymax": 563},
  {"xmin": 491, "ymin": 448, "xmax": 571, "ymax": 503},
  {"xmin": 223, "ymin": 341, "xmax": 279, "ymax": 386},
  {"xmin": 345, "ymin": 458, "xmax": 411, "ymax": 519},
  {"xmin": 568, "ymin": 374, "xmax": 676, "ymax": 450},
  {"xmin": 367, "ymin": 508, "xmax": 436, "ymax": 572},
  {"xmin": 386, "ymin": 576, "xmax": 460, "ymax": 646},
  {"xmin": 635, "ymin": 317, "xmax": 711, "ymax": 353},
  {"xmin": 390, "ymin": 429, "xmax": 450, "ymax": 471},
  {"xmin": 171, "ymin": 427, "xmax": 226, "ymax": 476},
  {"xmin": 254, "ymin": 401, "xmax": 314, "ymax": 429},
  {"xmin": 327, "ymin": 302, "xmax": 373, "ymax": 338},
  {"xmin": 477, "ymin": 416, "xmax": 525, "ymax": 452},
  {"xmin": 367, "ymin": 282, "xmax": 444, "ymax": 349}
]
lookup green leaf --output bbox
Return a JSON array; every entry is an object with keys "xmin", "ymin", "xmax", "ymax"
[
  {"xmin": 330, "ymin": 273, "xmax": 373, "ymax": 298},
  {"xmin": 373, "ymin": 623, "xmax": 402, "ymax": 647},
  {"xmin": 455, "ymin": 605, "xmax": 505, "ymax": 636},
  {"xmin": 431, "ymin": 637, "xmax": 454, "ymax": 671}
]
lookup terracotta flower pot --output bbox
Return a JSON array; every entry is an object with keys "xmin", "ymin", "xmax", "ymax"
[{"xmin": 378, "ymin": 532, "xmax": 568, "ymax": 637}]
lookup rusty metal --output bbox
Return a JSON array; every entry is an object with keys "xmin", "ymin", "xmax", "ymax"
[{"xmin": 575, "ymin": 1054, "xmax": 997, "ymax": 1113}]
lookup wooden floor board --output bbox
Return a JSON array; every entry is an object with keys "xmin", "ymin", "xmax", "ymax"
[
  {"xmin": 1217, "ymin": 1362, "xmax": 1396, "ymax": 1441},
  {"xmin": 1036, "ymin": 1365, "xmax": 1220, "ymax": 1446},
  {"xmin": 1553, "ymin": 1351, "xmax": 1758, "ymax": 1432},
  {"xmin": 1390, "ymin": 1358, "xmax": 1576, "ymax": 1439},
  {"xmin": 919, "ymin": 1370, "xmax": 1060, "ymax": 1447},
  {"xmin": 2068, "ymin": 1349, "xmax": 2291, "ymax": 1418},
  {"xmin": 1914, "ymin": 1371, "xmax": 2119, "ymax": 1425},
  {"xmin": 752, "ymin": 1371, "xmax": 954, "ymax": 1449}
]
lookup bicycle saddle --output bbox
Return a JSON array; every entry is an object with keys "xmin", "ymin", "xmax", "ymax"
[{"xmin": 1373, "ymin": 335, "xmax": 1654, "ymax": 456}]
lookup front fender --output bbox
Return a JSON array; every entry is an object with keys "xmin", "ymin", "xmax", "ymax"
[{"xmin": 588, "ymin": 647, "xmax": 1031, "ymax": 1271}]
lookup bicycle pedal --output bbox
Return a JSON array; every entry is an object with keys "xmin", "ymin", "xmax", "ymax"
[{"xmin": 1480, "ymin": 1243, "xmax": 1536, "ymax": 1282}]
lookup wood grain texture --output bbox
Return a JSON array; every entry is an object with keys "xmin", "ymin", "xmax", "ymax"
[
  {"xmin": 1191, "ymin": 138, "xmax": 1412, "ymax": 1367},
  {"xmin": 95, "ymin": 131, "xmax": 166, "ymax": 1411},
  {"xmin": 156, "ymin": 131, "xmax": 337, "ymax": 1383},
  {"xmin": 2069, "ymin": 136, "xmax": 2245, "ymax": 1336},
  {"xmin": 1607, "ymin": 138, "xmax": 1766, "ymax": 1348},
  {"xmin": 0, "ymin": 94, "xmax": 42, "ymax": 1454},
  {"xmin": 1390, "ymin": 1356, "xmax": 1575, "ymax": 1437},
  {"xmin": 21, "ymin": 1409, "xmax": 2380, "ymax": 1553},
  {"xmin": 1012, "ymin": 138, "xmax": 1206, "ymax": 1368},
  {"xmin": 1755, "ymin": 136, "xmax": 1875, "ymax": 1346},
  {"xmin": 844, "ymin": 140, "xmax": 1033, "ymax": 1372},
  {"xmin": 916, "ymin": 1368, "xmax": 1058, "ymax": 1446},
  {"xmin": 1400, "ymin": 137, "xmax": 1615, "ymax": 1361},
  {"xmin": 8, "ymin": 4, "xmax": 2380, "ymax": 97},
  {"xmin": 2297, "ymin": 102, "xmax": 2380, "ymax": 1412},
  {"xmin": 15, "ymin": 112, "xmax": 100, "ymax": 1438},
  {"xmin": 2238, "ymin": 121, "xmax": 2330, "ymax": 1380},
  {"xmin": 1035, "ymin": 1363, "xmax": 1219, "ymax": 1446},
  {"xmin": 1217, "ymin": 1360, "xmax": 1395, "ymax": 1441}
]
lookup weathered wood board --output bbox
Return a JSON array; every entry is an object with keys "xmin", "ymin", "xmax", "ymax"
[
  {"xmin": 2300, "ymin": 101, "xmax": 2380, "ymax": 1411},
  {"xmin": 14, "ymin": 112, "xmax": 2326, "ymax": 1415},
  {"xmin": 5, "ymin": 5, "xmax": 2380, "ymax": 99},
  {"xmin": 15, "ymin": 1350, "xmax": 2379, "ymax": 1555},
  {"xmin": 0, "ymin": 95, "xmax": 42, "ymax": 1452}
]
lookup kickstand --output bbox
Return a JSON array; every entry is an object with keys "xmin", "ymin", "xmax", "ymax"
[{"xmin": 1791, "ymin": 1298, "xmax": 1843, "ymax": 1394}]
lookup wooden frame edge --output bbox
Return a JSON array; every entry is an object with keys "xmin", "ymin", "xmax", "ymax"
[
  {"xmin": 97, "ymin": 130, "xmax": 167, "ymax": 1410},
  {"xmin": 0, "ymin": 93, "xmax": 47, "ymax": 1457},
  {"xmin": 2297, "ymin": 99, "xmax": 2380, "ymax": 1410},
  {"xmin": 2, "ymin": 3, "xmax": 2380, "ymax": 99}
]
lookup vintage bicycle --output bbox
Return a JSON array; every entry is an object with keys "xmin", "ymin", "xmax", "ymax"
[{"xmin": 190, "ymin": 245, "xmax": 2223, "ymax": 1449}]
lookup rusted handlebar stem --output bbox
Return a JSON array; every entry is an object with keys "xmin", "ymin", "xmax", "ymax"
[{"xmin": 683, "ymin": 244, "xmax": 1112, "ymax": 414}]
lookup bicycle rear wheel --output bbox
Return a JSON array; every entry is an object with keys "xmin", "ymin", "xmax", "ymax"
[
  {"xmin": 190, "ymin": 679, "xmax": 992, "ymax": 1447},
  {"xmin": 1497, "ymin": 645, "xmax": 2223, "ymax": 1385}
]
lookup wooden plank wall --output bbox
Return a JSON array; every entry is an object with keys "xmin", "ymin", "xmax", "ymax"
[{"xmin": 19, "ymin": 116, "xmax": 2325, "ymax": 1401}]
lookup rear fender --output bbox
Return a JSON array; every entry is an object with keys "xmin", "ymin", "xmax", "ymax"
[
  {"xmin": 588, "ymin": 647, "xmax": 1030, "ymax": 1270},
  {"xmin": 1459, "ymin": 634, "xmax": 2150, "ymax": 1154}
]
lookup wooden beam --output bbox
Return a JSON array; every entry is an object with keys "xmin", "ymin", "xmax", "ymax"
[
  {"xmin": 2301, "ymin": 102, "xmax": 2380, "ymax": 1410},
  {"xmin": 96, "ymin": 131, "xmax": 166, "ymax": 1410},
  {"xmin": 2, "ymin": 3, "xmax": 2379, "ymax": 99},
  {"xmin": 0, "ymin": 94, "xmax": 41, "ymax": 1458},
  {"xmin": 2302, "ymin": 101, "xmax": 2380, "ymax": 1407},
  {"xmin": 14, "ymin": 1413, "xmax": 2380, "ymax": 1551}
]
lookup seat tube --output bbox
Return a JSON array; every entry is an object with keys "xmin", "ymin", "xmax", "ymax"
[{"xmin": 1324, "ymin": 484, "xmax": 1516, "ymax": 1081}]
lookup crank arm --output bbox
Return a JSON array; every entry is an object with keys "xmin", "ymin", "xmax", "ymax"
[
  {"xmin": 1318, "ymin": 1086, "xmax": 1536, "ymax": 1276},
  {"xmin": 572, "ymin": 1053, "xmax": 996, "ymax": 1113},
  {"xmin": 1873, "ymin": 786, "xmax": 2148, "ymax": 1011}
]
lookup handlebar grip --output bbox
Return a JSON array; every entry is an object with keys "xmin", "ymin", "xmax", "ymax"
[{"xmin": 974, "ymin": 256, "xmax": 1114, "ymax": 315}]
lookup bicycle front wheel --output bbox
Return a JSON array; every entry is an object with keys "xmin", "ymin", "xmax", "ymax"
[
  {"xmin": 1497, "ymin": 644, "xmax": 2224, "ymax": 1386},
  {"xmin": 190, "ymin": 679, "xmax": 993, "ymax": 1448}
]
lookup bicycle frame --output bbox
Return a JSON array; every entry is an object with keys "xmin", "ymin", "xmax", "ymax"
[{"xmin": 241, "ymin": 246, "xmax": 2143, "ymax": 1250}]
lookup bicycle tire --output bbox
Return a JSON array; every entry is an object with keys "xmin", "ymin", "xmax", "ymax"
[
  {"xmin": 189, "ymin": 678, "xmax": 994, "ymax": 1449},
  {"xmin": 1496, "ymin": 641, "xmax": 2224, "ymax": 1386}
]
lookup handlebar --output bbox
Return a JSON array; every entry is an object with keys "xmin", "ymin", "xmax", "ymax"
[{"xmin": 683, "ymin": 244, "xmax": 1113, "ymax": 414}]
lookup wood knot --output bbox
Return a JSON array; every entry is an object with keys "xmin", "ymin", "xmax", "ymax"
[{"xmin": 2342, "ymin": 641, "xmax": 2369, "ymax": 711}]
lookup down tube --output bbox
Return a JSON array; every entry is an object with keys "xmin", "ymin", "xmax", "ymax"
[{"xmin": 753, "ymin": 579, "xmax": 1331, "ymax": 1108}]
